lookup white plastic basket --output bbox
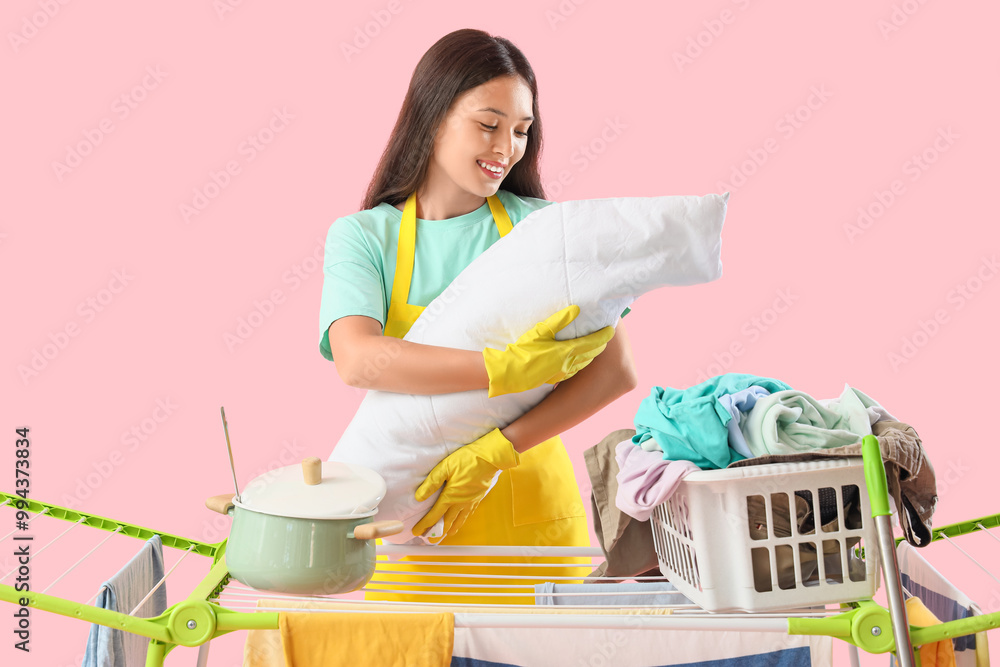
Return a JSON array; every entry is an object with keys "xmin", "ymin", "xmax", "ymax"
[{"xmin": 650, "ymin": 457, "xmax": 880, "ymax": 612}]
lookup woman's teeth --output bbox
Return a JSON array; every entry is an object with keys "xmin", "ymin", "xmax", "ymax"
[{"xmin": 477, "ymin": 160, "xmax": 503, "ymax": 173}]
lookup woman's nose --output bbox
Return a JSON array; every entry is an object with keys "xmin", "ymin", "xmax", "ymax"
[{"xmin": 492, "ymin": 131, "xmax": 514, "ymax": 158}]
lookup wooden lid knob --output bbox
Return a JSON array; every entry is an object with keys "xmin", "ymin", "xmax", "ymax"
[{"xmin": 302, "ymin": 457, "xmax": 322, "ymax": 486}]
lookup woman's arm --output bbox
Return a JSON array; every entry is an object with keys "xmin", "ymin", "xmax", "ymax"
[
  {"xmin": 329, "ymin": 308, "xmax": 615, "ymax": 397},
  {"xmin": 328, "ymin": 316, "xmax": 489, "ymax": 395},
  {"xmin": 501, "ymin": 321, "xmax": 639, "ymax": 453},
  {"xmin": 410, "ymin": 320, "xmax": 638, "ymax": 538}
]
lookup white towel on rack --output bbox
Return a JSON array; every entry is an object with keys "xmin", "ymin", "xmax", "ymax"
[
  {"xmin": 452, "ymin": 623, "xmax": 829, "ymax": 666},
  {"xmin": 329, "ymin": 193, "xmax": 729, "ymax": 542},
  {"xmin": 83, "ymin": 535, "xmax": 168, "ymax": 667}
]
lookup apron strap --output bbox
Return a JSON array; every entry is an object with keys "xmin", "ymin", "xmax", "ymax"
[
  {"xmin": 487, "ymin": 194, "xmax": 513, "ymax": 237},
  {"xmin": 385, "ymin": 192, "xmax": 511, "ymax": 339}
]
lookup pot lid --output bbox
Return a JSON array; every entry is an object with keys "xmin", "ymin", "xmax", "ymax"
[{"xmin": 236, "ymin": 458, "xmax": 386, "ymax": 520}]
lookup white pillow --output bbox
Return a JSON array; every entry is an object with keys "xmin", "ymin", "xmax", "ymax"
[{"xmin": 329, "ymin": 193, "xmax": 730, "ymax": 542}]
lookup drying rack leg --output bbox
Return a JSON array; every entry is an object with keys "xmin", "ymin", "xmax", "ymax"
[
  {"xmin": 145, "ymin": 639, "xmax": 167, "ymax": 667},
  {"xmin": 196, "ymin": 641, "xmax": 212, "ymax": 667},
  {"xmin": 874, "ymin": 513, "xmax": 917, "ymax": 667},
  {"xmin": 863, "ymin": 435, "xmax": 917, "ymax": 667}
]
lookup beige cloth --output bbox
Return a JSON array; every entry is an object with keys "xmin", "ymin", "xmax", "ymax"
[
  {"xmin": 746, "ymin": 489, "xmax": 866, "ymax": 590},
  {"xmin": 583, "ymin": 429, "xmax": 663, "ymax": 579},
  {"xmin": 730, "ymin": 420, "xmax": 937, "ymax": 546}
]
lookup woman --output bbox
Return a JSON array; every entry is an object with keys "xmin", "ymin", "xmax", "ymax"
[{"xmin": 319, "ymin": 28, "xmax": 638, "ymax": 603}]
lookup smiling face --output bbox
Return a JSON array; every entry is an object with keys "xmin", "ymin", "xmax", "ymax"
[{"xmin": 422, "ymin": 75, "xmax": 535, "ymax": 207}]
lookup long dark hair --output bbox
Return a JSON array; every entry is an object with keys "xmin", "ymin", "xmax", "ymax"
[{"xmin": 361, "ymin": 29, "xmax": 545, "ymax": 210}]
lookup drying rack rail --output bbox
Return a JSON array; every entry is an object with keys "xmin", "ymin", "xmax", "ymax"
[{"xmin": 2, "ymin": 442, "xmax": 999, "ymax": 666}]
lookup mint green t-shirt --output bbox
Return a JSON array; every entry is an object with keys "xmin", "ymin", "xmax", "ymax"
[
  {"xmin": 318, "ymin": 190, "xmax": 548, "ymax": 361},
  {"xmin": 318, "ymin": 189, "xmax": 629, "ymax": 362}
]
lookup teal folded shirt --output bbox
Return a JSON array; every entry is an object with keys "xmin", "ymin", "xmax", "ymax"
[{"xmin": 632, "ymin": 373, "xmax": 792, "ymax": 469}]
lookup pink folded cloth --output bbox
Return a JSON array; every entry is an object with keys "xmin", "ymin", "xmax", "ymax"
[{"xmin": 614, "ymin": 439, "xmax": 700, "ymax": 521}]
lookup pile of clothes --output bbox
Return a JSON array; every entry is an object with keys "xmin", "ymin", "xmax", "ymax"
[{"xmin": 584, "ymin": 372, "xmax": 938, "ymax": 580}]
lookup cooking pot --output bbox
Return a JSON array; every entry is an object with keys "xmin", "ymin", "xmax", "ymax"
[{"xmin": 206, "ymin": 457, "xmax": 402, "ymax": 595}]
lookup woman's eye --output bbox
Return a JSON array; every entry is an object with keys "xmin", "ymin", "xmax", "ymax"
[{"xmin": 480, "ymin": 122, "xmax": 529, "ymax": 137}]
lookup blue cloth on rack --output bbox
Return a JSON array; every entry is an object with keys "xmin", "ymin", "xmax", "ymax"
[
  {"xmin": 632, "ymin": 373, "xmax": 791, "ymax": 469},
  {"xmin": 83, "ymin": 535, "xmax": 167, "ymax": 667},
  {"xmin": 533, "ymin": 582, "xmax": 691, "ymax": 606}
]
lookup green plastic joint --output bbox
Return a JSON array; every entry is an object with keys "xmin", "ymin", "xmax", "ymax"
[
  {"xmin": 849, "ymin": 604, "xmax": 896, "ymax": 654},
  {"xmin": 788, "ymin": 602, "xmax": 895, "ymax": 654},
  {"xmin": 167, "ymin": 601, "xmax": 217, "ymax": 647}
]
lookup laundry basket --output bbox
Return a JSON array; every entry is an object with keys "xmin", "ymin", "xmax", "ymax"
[{"xmin": 650, "ymin": 457, "xmax": 880, "ymax": 612}]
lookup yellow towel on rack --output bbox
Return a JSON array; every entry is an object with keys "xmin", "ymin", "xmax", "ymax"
[
  {"xmin": 905, "ymin": 596, "xmax": 956, "ymax": 667},
  {"xmin": 278, "ymin": 611, "xmax": 454, "ymax": 667}
]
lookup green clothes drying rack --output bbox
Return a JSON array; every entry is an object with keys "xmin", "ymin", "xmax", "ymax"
[{"xmin": 2, "ymin": 436, "xmax": 999, "ymax": 666}]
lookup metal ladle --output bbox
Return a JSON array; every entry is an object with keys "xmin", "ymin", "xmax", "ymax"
[{"xmin": 220, "ymin": 406, "xmax": 241, "ymax": 503}]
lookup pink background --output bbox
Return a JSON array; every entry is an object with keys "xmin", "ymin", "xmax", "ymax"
[{"xmin": 4, "ymin": 1, "xmax": 998, "ymax": 664}]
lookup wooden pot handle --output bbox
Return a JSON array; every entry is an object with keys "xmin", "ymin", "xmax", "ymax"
[
  {"xmin": 205, "ymin": 494, "xmax": 235, "ymax": 515},
  {"xmin": 352, "ymin": 520, "xmax": 404, "ymax": 540}
]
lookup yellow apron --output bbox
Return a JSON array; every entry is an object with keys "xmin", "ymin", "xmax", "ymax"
[{"xmin": 368, "ymin": 191, "xmax": 590, "ymax": 605}]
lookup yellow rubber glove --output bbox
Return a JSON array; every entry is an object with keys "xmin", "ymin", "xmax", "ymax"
[
  {"xmin": 482, "ymin": 305, "xmax": 615, "ymax": 398},
  {"xmin": 413, "ymin": 428, "xmax": 519, "ymax": 539}
]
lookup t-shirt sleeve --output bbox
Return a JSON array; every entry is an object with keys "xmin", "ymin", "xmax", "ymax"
[{"xmin": 318, "ymin": 217, "xmax": 386, "ymax": 362}]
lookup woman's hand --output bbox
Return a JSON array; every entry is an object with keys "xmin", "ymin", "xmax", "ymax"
[
  {"xmin": 482, "ymin": 305, "xmax": 615, "ymax": 397},
  {"xmin": 500, "ymin": 320, "xmax": 638, "ymax": 453},
  {"xmin": 412, "ymin": 428, "xmax": 519, "ymax": 540}
]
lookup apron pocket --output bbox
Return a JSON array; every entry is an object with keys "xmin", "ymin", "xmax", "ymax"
[{"xmin": 508, "ymin": 435, "xmax": 587, "ymax": 526}]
